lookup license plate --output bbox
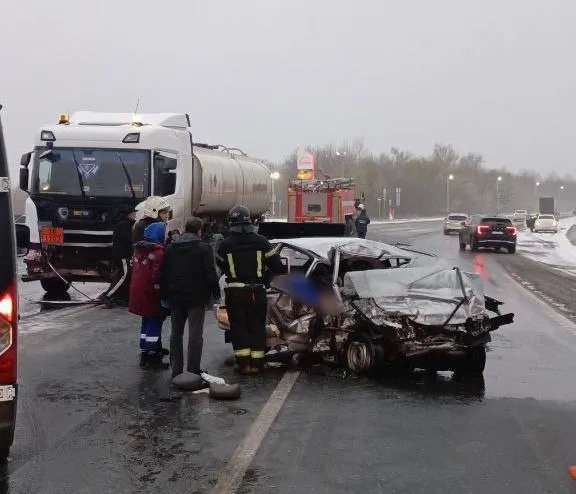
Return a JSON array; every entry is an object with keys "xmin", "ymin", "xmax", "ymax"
[
  {"xmin": 0, "ymin": 385, "xmax": 15, "ymax": 402},
  {"xmin": 492, "ymin": 231, "xmax": 503, "ymax": 235},
  {"xmin": 41, "ymin": 226, "xmax": 64, "ymax": 245}
]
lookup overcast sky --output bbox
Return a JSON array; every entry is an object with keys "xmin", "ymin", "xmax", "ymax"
[{"xmin": 1, "ymin": 0, "xmax": 575, "ymax": 177}]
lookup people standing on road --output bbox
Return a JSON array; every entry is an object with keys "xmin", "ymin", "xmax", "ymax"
[
  {"xmin": 216, "ymin": 205, "xmax": 284, "ymax": 375},
  {"xmin": 129, "ymin": 222, "xmax": 169, "ymax": 369},
  {"xmin": 104, "ymin": 206, "xmax": 137, "ymax": 306},
  {"xmin": 158, "ymin": 217, "xmax": 221, "ymax": 378},
  {"xmin": 355, "ymin": 205, "xmax": 370, "ymax": 239},
  {"xmin": 132, "ymin": 196, "xmax": 171, "ymax": 243}
]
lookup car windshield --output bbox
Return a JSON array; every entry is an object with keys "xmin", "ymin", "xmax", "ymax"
[
  {"xmin": 481, "ymin": 217, "xmax": 511, "ymax": 224},
  {"xmin": 32, "ymin": 147, "xmax": 150, "ymax": 199}
]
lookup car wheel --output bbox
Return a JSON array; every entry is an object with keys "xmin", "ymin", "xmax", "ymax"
[
  {"xmin": 507, "ymin": 245, "xmax": 516, "ymax": 254},
  {"xmin": 344, "ymin": 334, "xmax": 377, "ymax": 375},
  {"xmin": 459, "ymin": 240, "xmax": 466, "ymax": 251},
  {"xmin": 470, "ymin": 236, "xmax": 479, "ymax": 252},
  {"xmin": 443, "ymin": 229, "xmax": 449, "ymax": 235},
  {"xmin": 456, "ymin": 346, "xmax": 486, "ymax": 377},
  {"xmin": 40, "ymin": 278, "xmax": 70, "ymax": 295}
]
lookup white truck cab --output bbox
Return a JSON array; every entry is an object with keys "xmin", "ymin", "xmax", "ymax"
[{"xmin": 18, "ymin": 112, "xmax": 272, "ymax": 294}]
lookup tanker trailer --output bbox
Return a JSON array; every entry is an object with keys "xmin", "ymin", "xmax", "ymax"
[{"xmin": 17, "ymin": 111, "xmax": 272, "ymax": 294}]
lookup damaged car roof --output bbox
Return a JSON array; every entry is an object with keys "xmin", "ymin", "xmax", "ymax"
[{"xmin": 270, "ymin": 237, "xmax": 428, "ymax": 262}]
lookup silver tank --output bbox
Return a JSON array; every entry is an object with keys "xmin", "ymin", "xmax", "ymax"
[{"xmin": 191, "ymin": 146, "xmax": 272, "ymax": 217}]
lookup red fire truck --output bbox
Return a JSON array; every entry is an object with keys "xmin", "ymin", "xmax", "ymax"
[{"xmin": 287, "ymin": 178, "xmax": 357, "ymax": 223}]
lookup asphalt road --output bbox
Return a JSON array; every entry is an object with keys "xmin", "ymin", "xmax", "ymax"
[{"xmin": 4, "ymin": 219, "xmax": 576, "ymax": 493}]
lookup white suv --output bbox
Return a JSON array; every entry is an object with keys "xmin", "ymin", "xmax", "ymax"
[{"xmin": 443, "ymin": 213, "xmax": 468, "ymax": 235}]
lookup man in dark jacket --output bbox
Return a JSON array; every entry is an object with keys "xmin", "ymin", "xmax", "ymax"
[
  {"xmin": 105, "ymin": 206, "xmax": 136, "ymax": 305},
  {"xmin": 216, "ymin": 205, "xmax": 285, "ymax": 375},
  {"xmin": 158, "ymin": 217, "xmax": 220, "ymax": 378},
  {"xmin": 355, "ymin": 205, "xmax": 371, "ymax": 239}
]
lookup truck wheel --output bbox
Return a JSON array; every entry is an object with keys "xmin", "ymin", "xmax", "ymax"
[
  {"xmin": 456, "ymin": 346, "xmax": 486, "ymax": 377},
  {"xmin": 40, "ymin": 278, "xmax": 70, "ymax": 295},
  {"xmin": 507, "ymin": 245, "xmax": 516, "ymax": 254}
]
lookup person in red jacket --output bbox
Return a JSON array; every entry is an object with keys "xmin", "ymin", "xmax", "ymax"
[{"xmin": 129, "ymin": 222, "xmax": 169, "ymax": 369}]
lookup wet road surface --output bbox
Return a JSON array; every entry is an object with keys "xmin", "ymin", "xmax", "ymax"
[{"xmin": 4, "ymin": 219, "xmax": 576, "ymax": 493}]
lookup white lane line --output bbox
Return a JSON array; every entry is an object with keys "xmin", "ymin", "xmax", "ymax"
[
  {"xmin": 208, "ymin": 370, "xmax": 301, "ymax": 494},
  {"xmin": 504, "ymin": 272, "xmax": 576, "ymax": 335}
]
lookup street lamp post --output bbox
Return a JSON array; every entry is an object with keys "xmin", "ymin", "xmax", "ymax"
[
  {"xmin": 496, "ymin": 176, "xmax": 503, "ymax": 215},
  {"xmin": 377, "ymin": 197, "xmax": 382, "ymax": 219},
  {"xmin": 270, "ymin": 171, "xmax": 280, "ymax": 217},
  {"xmin": 446, "ymin": 174, "xmax": 454, "ymax": 214}
]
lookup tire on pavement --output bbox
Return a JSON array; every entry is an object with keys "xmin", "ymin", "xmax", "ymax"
[
  {"xmin": 507, "ymin": 245, "xmax": 516, "ymax": 254},
  {"xmin": 209, "ymin": 383, "xmax": 241, "ymax": 400},
  {"xmin": 172, "ymin": 371, "xmax": 205, "ymax": 391},
  {"xmin": 459, "ymin": 240, "xmax": 466, "ymax": 250}
]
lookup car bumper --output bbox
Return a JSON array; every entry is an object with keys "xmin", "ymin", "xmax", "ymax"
[
  {"xmin": 477, "ymin": 238, "xmax": 516, "ymax": 246},
  {"xmin": 0, "ymin": 384, "xmax": 17, "ymax": 451}
]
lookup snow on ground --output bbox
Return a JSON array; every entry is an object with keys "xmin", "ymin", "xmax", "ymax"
[{"xmin": 517, "ymin": 216, "xmax": 576, "ymax": 276}]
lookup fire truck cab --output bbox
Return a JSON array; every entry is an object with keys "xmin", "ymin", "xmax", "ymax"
[{"xmin": 287, "ymin": 178, "xmax": 356, "ymax": 224}]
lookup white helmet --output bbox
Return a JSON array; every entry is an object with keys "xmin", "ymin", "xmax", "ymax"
[{"xmin": 139, "ymin": 196, "xmax": 171, "ymax": 219}]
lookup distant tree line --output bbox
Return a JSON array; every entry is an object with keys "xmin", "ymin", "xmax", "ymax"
[{"xmin": 274, "ymin": 140, "xmax": 576, "ymax": 218}]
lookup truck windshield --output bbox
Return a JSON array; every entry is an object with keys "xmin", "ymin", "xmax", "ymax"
[{"xmin": 32, "ymin": 148, "xmax": 150, "ymax": 199}]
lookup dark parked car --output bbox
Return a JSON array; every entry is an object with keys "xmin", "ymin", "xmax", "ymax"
[{"xmin": 459, "ymin": 215, "xmax": 517, "ymax": 254}]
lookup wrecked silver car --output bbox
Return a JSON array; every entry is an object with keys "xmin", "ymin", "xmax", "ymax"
[{"xmin": 215, "ymin": 238, "xmax": 514, "ymax": 376}]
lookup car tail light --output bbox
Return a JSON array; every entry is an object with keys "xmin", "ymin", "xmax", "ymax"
[
  {"xmin": 0, "ymin": 282, "xmax": 17, "ymax": 384},
  {"xmin": 506, "ymin": 226, "xmax": 517, "ymax": 235},
  {"xmin": 477, "ymin": 225, "xmax": 490, "ymax": 234}
]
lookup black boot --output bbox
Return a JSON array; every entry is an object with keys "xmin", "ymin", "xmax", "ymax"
[
  {"xmin": 140, "ymin": 352, "xmax": 150, "ymax": 368},
  {"xmin": 148, "ymin": 352, "xmax": 170, "ymax": 370}
]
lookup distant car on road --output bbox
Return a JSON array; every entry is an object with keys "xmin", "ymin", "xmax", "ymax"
[
  {"xmin": 513, "ymin": 209, "xmax": 527, "ymax": 220},
  {"xmin": 443, "ymin": 213, "xmax": 468, "ymax": 235},
  {"xmin": 459, "ymin": 215, "xmax": 517, "ymax": 253},
  {"xmin": 533, "ymin": 214, "xmax": 558, "ymax": 233}
]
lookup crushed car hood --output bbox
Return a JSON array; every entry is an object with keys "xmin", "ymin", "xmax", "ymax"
[{"xmin": 342, "ymin": 266, "xmax": 486, "ymax": 326}]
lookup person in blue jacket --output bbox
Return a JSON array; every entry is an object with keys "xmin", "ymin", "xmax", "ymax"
[{"xmin": 355, "ymin": 204, "xmax": 370, "ymax": 239}]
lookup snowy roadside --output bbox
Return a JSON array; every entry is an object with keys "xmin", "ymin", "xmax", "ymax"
[{"xmin": 517, "ymin": 216, "xmax": 576, "ymax": 276}]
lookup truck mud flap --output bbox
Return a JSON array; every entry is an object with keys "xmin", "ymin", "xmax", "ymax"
[{"xmin": 258, "ymin": 222, "xmax": 346, "ymax": 239}]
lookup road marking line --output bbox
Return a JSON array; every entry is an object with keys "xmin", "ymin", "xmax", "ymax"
[
  {"xmin": 504, "ymin": 271, "xmax": 576, "ymax": 333},
  {"xmin": 208, "ymin": 370, "xmax": 301, "ymax": 494}
]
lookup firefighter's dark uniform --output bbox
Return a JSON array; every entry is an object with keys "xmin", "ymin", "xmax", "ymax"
[{"xmin": 216, "ymin": 213, "xmax": 284, "ymax": 374}]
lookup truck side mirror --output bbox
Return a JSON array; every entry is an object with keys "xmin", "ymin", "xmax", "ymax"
[
  {"xmin": 19, "ymin": 168, "xmax": 29, "ymax": 192},
  {"xmin": 15, "ymin": 224, "xmax": 30, "ymax": 254},
  {"xmin": 20, "ymin": 152, "xmax": 32, "ymax": 168}
]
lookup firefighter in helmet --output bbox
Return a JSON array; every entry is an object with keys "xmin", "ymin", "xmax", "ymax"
[
  {"xmin": 216, "ymin": 205, "xmax": 284, "ymax": 375},
  {"xmin": 132, "ymin": 196, "xmax": 172, "ymax": 244}
]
